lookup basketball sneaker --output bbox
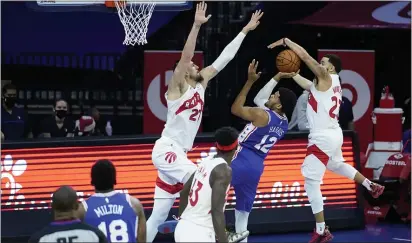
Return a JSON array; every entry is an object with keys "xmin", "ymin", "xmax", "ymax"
[
  {"xmin": 309, "ymin": 226, "xmax": 333, "ymax": 243},
  {"xmin": 227, "ymin": 230, "xmax": 250, "ymax": 243}
]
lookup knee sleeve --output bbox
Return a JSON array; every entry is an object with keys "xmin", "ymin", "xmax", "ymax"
[
  {"xmin": 327, "ymin": 162, "xmax": 358, "ymax": 180},
  {"xmin": 146, "ymin": 197, "xmax": 175, "ymax": 243},
  {"xmin": 304, "ymin": 178, "xmax": 324, "ymax": 214}
]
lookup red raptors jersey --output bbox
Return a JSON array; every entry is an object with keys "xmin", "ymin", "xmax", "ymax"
[
  {"xmin": 180, "ymin": 157, "xmax": 229, "ymax": 228},
  {"xmin": 307, "ymin": 74, "xmax": 342, "ymax": 132},
  {"xmin": 161, "ymin": 83, "xmax": 205, "ymax": 151}
]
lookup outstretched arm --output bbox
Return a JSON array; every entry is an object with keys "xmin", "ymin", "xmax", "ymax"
[
  {"xmin": 210, "ymin": 164, "xmax": 232, "ymax": 243},
  {"xmin": 292, "ymin": 73, "xmax": 313, "ymax": 91},
  {"xmin": 268, "ymin": 38, "xmax": 330, "ymax": 83},
  {"xmin": 168, "ymin": 2, "xmax": 211, "ymax": 100},
  {"xmin": 254, "ymin": 72, "xmax": 299, "ymax": 108},
  {"xmin": 231, "ymin": 60, "xmax": 269, "ymax": 127},
  {"xmin": 200, "ymin": 10, "xmax": 264, "ymax": 88}
]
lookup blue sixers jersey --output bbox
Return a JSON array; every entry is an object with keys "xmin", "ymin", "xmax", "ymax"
[
  {"xmin": 83, "ymin": 191, "xmax": 138, "ymax": 243},
  {"xmin": 237, "ymin": 109, "xmax": 288, "ymax": 160}
]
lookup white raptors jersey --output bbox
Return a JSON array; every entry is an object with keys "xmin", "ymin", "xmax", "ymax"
[
  {"xmin": 306, "ymin": 74, "xmax": 342, "ymax": 132},
  {"xmin": 180, "ymin": 157, "xmax": 229, "ymax": 228},
  {"xmin": 160, "ymin": 83, "xmax": 205, "ymax": 151}
]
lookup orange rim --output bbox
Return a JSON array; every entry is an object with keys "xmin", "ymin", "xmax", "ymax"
[{"xmin": 105, "ymin": 1, "xmax": 126, "ymax": 8}]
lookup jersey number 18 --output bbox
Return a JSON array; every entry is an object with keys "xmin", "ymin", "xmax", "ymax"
[{"xmin": 98, "ymin": 220, "xmax": 129, "ymax": 242}]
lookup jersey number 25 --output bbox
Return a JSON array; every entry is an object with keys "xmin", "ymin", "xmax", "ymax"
[
  {"xmin": 255, "ymin": 135, "xmax": 278, "ymax": 153},
  {"xmin": 329, "ymin": 95, "xmax": 342, "ymax": 119}
]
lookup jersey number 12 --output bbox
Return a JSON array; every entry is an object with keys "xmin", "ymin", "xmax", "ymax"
[
  {"xmin": 254, "ymin": 135, "xmax": 278, "ymax": 153},
  {"xmin": 98, "ymin": 220, "xmax": 129, "ymax": 242}
]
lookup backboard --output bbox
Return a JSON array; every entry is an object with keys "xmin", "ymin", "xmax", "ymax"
[{"xmin": 27, "ymin": 1, "xmax": 192, "ymax": 12}]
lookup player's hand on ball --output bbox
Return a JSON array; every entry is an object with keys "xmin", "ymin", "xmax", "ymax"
[
  {"xmin": 274, "ymin": 70, "xmax": 300, "ymax": 80},
  {"xmin": 194, "ymin": 1, "xmax": 212, "ymax": 25},
  {"xmin": 247, "ymin": 59, "xmax": 262, "ymax": 82},
  {"xmin": 243, "ymin": 10, "xmax": 264, "ymax": 32},
  {"xmin": 268, "ymin": 38, "xmax": 289, "ymax": 49}
]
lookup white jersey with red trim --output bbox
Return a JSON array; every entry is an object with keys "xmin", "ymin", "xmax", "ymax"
[
  {"xmin": 180, "ymin": 157, "xmax": 229, "ymax": 228},
  {"xmin": 306, "ymin": 74, "xmax": 342, "ymax": 132},
  {"xmin": 160, "ymin": 83, "xmax": 205, "ymax": 151}
]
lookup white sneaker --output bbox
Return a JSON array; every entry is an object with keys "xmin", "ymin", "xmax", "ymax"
[{"xmin": 227, "ymin": 230, "xmax": 249, "ymax": 243}]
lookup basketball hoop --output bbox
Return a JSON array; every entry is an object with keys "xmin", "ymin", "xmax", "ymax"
[{"xmin": 106, "ymin": 1, "xmax": 156, "ymax": 46}]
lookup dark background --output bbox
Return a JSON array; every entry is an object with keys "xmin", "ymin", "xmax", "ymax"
[{"xmin": 1, "ymin": 1, "xmax": 411, "ymax": 135}]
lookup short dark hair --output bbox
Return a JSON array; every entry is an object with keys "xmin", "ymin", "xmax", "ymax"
[
  {"xmin": 51, "ymin": 185, "xmax": 78, "ymax": 212},
  {"xmin": 91, "ymin": 159, "xmax": 116, "ymax": 191},
  {"xmin": 324, "ymin": 54, "xmax": 342, "ymax": 73},
  {"xmin": 2, "ymin": 83, "xmax": 17, "ymax": 95},
  {"xmin": 214, "ymin": 127, "xmax": 239, "ymax": 153},
  {"xmin": 54, "ymin": 99, "xmax": 68, "ymax": 108},
  {"xmin": 278, "ymin": 88, "xmax": 297, "ymax": 121}
]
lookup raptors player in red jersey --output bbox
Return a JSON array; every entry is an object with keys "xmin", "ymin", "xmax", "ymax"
[
  {"xmin": 175, "ymin": 127, "xmax": 248, "ymax": 243},
  {"xmin": 268, "ymin": 38, "xmax": 385, "ymax": 243},
  {"xmin": 146, "ymin": 3, "xmax": 263, "ymax": 242}
]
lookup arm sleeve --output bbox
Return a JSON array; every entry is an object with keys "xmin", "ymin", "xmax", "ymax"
[
  {"xmin": 211, "ymin": 32, "xmax": 246, "ymax": 72},
  {"xmin": 253, "ymin": 79, "xmax": 278, "ymax": 108}
]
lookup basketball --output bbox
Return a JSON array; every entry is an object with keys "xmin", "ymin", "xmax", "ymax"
[{"xmin": 276, "ymin": 49, "xmax": 301, "ymax": 73}]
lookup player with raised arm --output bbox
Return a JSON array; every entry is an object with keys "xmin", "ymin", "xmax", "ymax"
[
  {"xmin": 174, "ymin": 127, "xmax": 249, "ymax": 243},
  {"xmin": 230, "ymin": 60, "xmax": 297, "ymax": 242},
  {"xmin": 147, "ymin": 2, "xmax": 263, "ymax": 241},
  {"xmin": 268, "ymin": 38, "xmax": 385, "ymax": 243},
  {"xmin": 76, "ymin": 160, "xmax": 147, "ymax": 243}
]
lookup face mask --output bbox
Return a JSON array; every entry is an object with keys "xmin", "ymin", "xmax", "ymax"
[
  {"xmin": 3, "ymin": 97, "xmax": 17, "ymax": 108},
  {"xmin": 55, "ymin": 110, "xmax": 67, "ymax": 119}
]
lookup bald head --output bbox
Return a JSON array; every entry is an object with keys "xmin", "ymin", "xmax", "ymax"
[{"xmin": 52, "ymin": 186, "xmax": 78, "ymax": 212}]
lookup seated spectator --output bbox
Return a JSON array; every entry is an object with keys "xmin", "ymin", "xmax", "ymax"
[
  {"xmin": 88, "ymin": 106, "xmax": 112, "ymax": 136},
  {"xmin": 74, "ymin": 115, "xmax": 96, "ymax": 137},
  {"xmin": 39, "ymin": 99, "xmax": 75, "ymax": 138},
  {"xmin": 338, "ymin": 96, "xmax": 355, "ymax": 130},
  {"xmin": 1, "ymin": 83, "xmax": 32, "ymax": 140},
  {"xmin": 403, "ymin": 129, "xmax": 411, "ymax": 154},
  {"xmin": 288, "ymin": 91, "xmax": 309, "ymax": 131}
]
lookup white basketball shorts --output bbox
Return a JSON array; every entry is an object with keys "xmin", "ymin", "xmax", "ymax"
[
  {"xmin": 152, "ymin": 137, "xmax": 197, "ymax": 198},
  {"xmin": 175, "ymin": 219, "xmax": 215, "ymax": 242},
  {"xmin": 301, "ymin": 128, "xmax": 345, "ymax": 181}
]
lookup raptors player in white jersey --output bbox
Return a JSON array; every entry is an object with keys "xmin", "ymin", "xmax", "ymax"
[
  {"xmin": 268, "ymin": 38, "xmax": 385, "ymax": 243},
  {"xmin": 175, "ymin": 127, "xmax": 248, "ymax": 243},
  {"xmin": 147, "ymin": 3, "xmax": 264, "ymax": 242}
]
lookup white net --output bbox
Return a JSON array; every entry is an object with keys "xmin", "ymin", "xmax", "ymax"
[{"xmin": 114, "ymin": 1, "xmax": 156, "ymax": 46}]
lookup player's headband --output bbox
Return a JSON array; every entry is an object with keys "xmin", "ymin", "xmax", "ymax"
[{"xmin": 216, "ymin": 139, "xmax": 239, "ymax": 151}]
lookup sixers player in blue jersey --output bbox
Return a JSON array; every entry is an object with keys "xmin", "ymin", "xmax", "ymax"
[
  {"xmin": 231, "ymin": 60, "xmax": 297, "ymax": 241},
  {"xmin": 76, "ymin": 160, "xmax": 147, "ymax": 243}
]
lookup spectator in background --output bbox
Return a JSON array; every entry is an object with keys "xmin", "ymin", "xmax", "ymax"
[
  {"xmin": 402, "ymin": 97, "xmax": 411, "ymax": 154},
  {"xmin": 88, "ymin": 106, "xmax": 112, "ymax": 136},
  {"xmin": 338, "ymin": 77, "xmax": 355, "ymax": 130},
  {"xmin": 288, "ymin": 90, "xmax": 309, "ymax": 131},
  {"xmin": 39, "ymin": 99, "xmax": 75, "ymax": 138},
  {"xmin": 74, "ymin": 115, "xmax": 96, "ymax": 136},
  {"xmin": 338, "ymin": 96, "xmax": 355, "ymax": 130},
  {"xmin": 1, "ymin": 83, "xmax": 32, "ymax": 140}
]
